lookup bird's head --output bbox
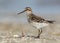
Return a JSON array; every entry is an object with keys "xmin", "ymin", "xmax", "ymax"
[{"xmin": 17, "ymin": 7, "xmax": 32, "ymax": 15}]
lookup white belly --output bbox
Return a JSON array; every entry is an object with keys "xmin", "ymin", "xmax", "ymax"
[{"xmin": 31, "ymin": 22, "xmax": 49, "ymax": 29}]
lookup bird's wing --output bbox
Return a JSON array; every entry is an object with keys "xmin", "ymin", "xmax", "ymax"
[{"xmin": 30, "ymin": 14, "xmax": 45, "ymax": 22}]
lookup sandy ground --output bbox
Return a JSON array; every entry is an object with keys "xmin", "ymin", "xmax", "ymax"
[{"xmin": 0, "ymin": 22, "xmax": 60, "ymax": 43}]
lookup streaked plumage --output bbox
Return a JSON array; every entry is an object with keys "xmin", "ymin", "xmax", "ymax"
[{"xmin": 17, "ymin": 7, "xmax": 55, "ymax": 38}]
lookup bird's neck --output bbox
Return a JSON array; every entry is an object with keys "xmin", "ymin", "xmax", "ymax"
[
  {"xmin": 26, "ymin": 11, "xmax": 32, "ymax": 15},
  {"xmin": 27, "ymin": 13, "xmax": 33, "ymax": 19}
]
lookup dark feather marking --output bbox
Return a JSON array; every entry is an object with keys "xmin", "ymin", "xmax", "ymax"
[
  {"xmin": 46, "ymin": 20, "xmax": 55, "ymax": 23},
  {"xmin": 28, "ymin": 14, "xmax": 55, "ymax": 24},
  {"xmin": 28, "ymin": 14, "xmax": 45, "ymax": 23}
]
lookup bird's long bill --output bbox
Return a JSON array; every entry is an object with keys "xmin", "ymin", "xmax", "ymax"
[{"xmin": 17, "ymin": 10, "xmax": 26, "ymax": 15}]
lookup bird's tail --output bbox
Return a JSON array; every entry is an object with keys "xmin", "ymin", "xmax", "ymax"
[{"xmin": 46, "ymin": 20, "xmax": 55, "ymax": 23}]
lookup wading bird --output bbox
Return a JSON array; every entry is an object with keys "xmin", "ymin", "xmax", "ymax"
[{"xmin": 17, "ymin": 7, "xmax": 55, "ymax": 38}]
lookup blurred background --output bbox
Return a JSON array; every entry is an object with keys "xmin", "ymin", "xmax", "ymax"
[{"xmin": 0, "ymin": 0, "xmax": 60, "ymax": 23}]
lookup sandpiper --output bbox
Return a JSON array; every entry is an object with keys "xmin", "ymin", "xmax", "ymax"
[{"xmin": 17, "ymin": 7, "xmax": 55, "ymax": 38}]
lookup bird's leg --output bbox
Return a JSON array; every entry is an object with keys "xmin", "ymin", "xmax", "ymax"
[
  {"xmin": 22, "ymin": 32, "xmax": 25, "ymax": 37},
  {"xmin": 35, "ymin": 28, "xmax": 42, "ymax": 38},
  {"xmin": 27, "ymin": 28, "xmax": 42, "ymax": 38}
]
